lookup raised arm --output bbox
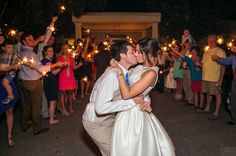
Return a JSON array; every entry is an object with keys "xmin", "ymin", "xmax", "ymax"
[
  {"xmin": 44, "ymin": 16, "xmax": 58, "ymax": 44},
  {"xmin": 117, "ymin": 69, "xmax": 157, "ymax": 100}
]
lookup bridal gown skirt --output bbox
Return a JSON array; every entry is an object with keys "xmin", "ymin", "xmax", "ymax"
[{"xmin": 111, "ymin": 106, "xmax": 175, "ymax": 156}]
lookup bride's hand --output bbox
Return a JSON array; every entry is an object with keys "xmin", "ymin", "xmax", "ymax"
[
  {"xmin": 109, "ymin": 65, "xmax": 123, "ymax": 75},
  {"xmin": 110, "ymin": 59, "xmax": 118, "ymax": 67}
]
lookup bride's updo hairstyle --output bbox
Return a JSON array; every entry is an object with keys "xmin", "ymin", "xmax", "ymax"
[{"xmin": 137, "ymin": 37, "xmax": 160, "ymax": 65}]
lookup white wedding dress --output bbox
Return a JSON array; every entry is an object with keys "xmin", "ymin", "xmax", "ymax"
[{"xmin": 111, "ymin": 65, "xmax": 175, "ymax": 156}]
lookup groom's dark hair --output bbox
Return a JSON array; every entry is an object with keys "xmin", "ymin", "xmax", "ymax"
[{"xmin": 111, "ymin": 40, "xmax": 132, "ymax": 61}]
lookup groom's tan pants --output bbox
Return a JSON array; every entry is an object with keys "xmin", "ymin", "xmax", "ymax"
[{"xmin": 82, "ymin": 119, "xmax": 113, "ymax": 156}]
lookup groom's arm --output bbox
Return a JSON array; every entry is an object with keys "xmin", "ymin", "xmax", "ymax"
[{"xmin": 95, "ymin": 72, "xmax": 136, "ymax": 115}]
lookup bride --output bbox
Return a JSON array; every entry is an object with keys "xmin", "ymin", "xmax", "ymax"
[{"xmin": 110, "ymin": 37, "xmax": 175, "ymax": 156}]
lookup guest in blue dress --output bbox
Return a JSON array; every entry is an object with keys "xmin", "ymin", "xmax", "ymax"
[
  {"xmin": 0, "ymin": 63, "xmax": 20, "ymax": 147},
  {"xmin": 41, "ymin": 45, "xmax": 60, "ymax": 124}
]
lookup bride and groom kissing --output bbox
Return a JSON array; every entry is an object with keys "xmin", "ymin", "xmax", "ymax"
[{"xmin": 82, "ymin": 37, "xmax": 175, "ymax": 156}]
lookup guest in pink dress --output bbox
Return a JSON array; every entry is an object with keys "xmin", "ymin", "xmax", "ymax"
[{"xmin": 58, "ymin": 43, "xmax": 80, "ymax": 116}]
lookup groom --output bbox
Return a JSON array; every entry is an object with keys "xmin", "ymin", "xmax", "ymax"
[{"xmin": 82, "ymin": 40, "xmax": 151, "ymax": 156}]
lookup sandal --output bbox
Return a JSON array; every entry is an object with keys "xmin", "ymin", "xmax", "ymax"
[{"xmin": 7, "ymin": 137, "xmax": 15, "ymax": 147}]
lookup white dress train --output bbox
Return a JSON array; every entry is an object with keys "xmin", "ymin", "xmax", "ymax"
[{"xmin": 111, "ymin": 65, "xmax": 175, "ymax": 156}]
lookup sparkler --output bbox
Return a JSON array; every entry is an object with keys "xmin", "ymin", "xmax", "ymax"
[
  {"xmin": 60, "ymin": 5, "xmax": 66, "ymax": 13},
  {"xmin": 171, "ymin": 39, "xmax": 176, "ymax": 45},
  {"xmin": 103, "ymin": 41, "xmax": 108, "ymax": 46},
  {"xmin": 217, "ymin": 37, "xmax": 224, "ymax": 45},
  {"xmin": 161, "ymin": 46, "xmax": 168, "ymax": 52},
  {"xmin": 42, "ymin": 71, "xmax": 47, "ymax": 76},
  {"xmin": 83, "ymin": 76, "xmax": 88, "ymax": 82},
  {"xmin": 9, "ymin": 29, "xmax": 16, "ymax": 37},
  {"xmin": 47, "ymin": 26, "xmax": 55, "ymax": 32},
  {"xmin": 85, "ymin": 29, "xmax": 90, "ymax": 34},
  {"xmin": 204, "ymin": 46, "xmax": 209, "ymax": 52},
  {"xmin": 78, "ymin": 42, "xmax": 83, "ymax": 47},
  {"xmin": 227, "ymin": 40, "xmax": 234, "ymax": 49}
]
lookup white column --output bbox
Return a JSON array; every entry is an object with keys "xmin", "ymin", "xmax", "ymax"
[
  {"xmin": 75, "ymin": 22, "xmax": 82, "ymax": 40},
  {"xmin": 152, "ymin": 23, "xmax": 158, "ymax": 40}
]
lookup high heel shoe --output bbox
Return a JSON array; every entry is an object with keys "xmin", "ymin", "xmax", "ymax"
[{"xmin": 7, "ymin": 137, "xmax": 15, "ymax": 147}]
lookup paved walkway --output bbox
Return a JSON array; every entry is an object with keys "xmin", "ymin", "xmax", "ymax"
[{"xmin": 0, "ymin": 91, "xmax": 236, "ymax": 156}]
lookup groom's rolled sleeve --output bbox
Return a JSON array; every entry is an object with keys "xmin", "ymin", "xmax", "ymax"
[{"xmin": 95, "ymin": 72, "xmax": 135, "ymax": 115}]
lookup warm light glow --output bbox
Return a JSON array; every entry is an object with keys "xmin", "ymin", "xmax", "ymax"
[
  {"xmin": 217, "ymin": 37, "xmax": 224, "ymax": 44},
  {"xmin": 9, "ymin": 29, "xmax": 16, "ymax": 36},
  {"xmin": 85, "ymin": 29, "xmax": 90, "ymax": 34},
  {"xmin": 48, "ymin": 26, "xmax": 55, "ymax": 32},
  {"xmin": 29, "ymin": 58, "xmax": 34, "ymax": 64},
  {"xmin": 60, "ymin": 5, "xmax": 65, "ymax": 12},
  {"xmin": 227, "ymin": 42, "xmax": 233, "ymax": 48},
  {"xmin": 78, "ymin": 42, "xmax": 83, "ymax": 47},
  {"xmin": 22, "ymin": 57, "xmax": 28, "ymax": 63},
  {"xmin": 42, "ymin": 71, "xmax": 47, "ymax": 76},
  {"xmin": 95, "ymin": 50, "xmax": 99, "ymax": 54},
  {"xmin": 204, "ymin": 46, "xmax": 209, "ymax": 52},
  {"xmin": 83, "ymin": 76, "xmax": 88, "ymax": 82},
  {"xmin": 103, "ymin": 41, "xmax": 108, "ymax": 46},
  {"xmin": 72, "ymin": 52, "xmax": 77, "ymax": 58},
  {"xmin": 188, "ymin": 54, "xmax": 192, "ymax": 58},
  {"xmin": 171, "ymin": 39, "xmax": 176, "ymax": 45},
  {"xmin": 161, "ymin": 46, "xmax": 168, "ymax": 52}
]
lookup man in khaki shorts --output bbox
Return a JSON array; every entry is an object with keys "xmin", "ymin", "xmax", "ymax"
[{"xmin": 201, "ymin": 35, "xmax": 226, "ymax": 119}]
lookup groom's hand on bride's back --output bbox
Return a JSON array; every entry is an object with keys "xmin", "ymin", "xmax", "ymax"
[{"xmin": 132, "ymin": 95, "xmax": 152, "ymax": 113}]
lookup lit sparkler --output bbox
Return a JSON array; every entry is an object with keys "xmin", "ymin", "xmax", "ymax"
[
  {"xmin": 227, "ymin": 41, "xmax": 233, "ymax": 49},
  {"xmin": 60, "ymin": 5, "xmax": 66, "ymax": 13},
  {"xmin": 204, "ymin": 46, "xmax": 209, "ymax": 52},
  {"xmin": 83, "ymin": 76, "xmax": 88, "ymax": 82},
  {"xmin": 9, "ymin": 29, "xmax": 17, "ymax": 36},
  {"xmin": 217, "ymin": 37, "xmax": 224, "ymax": 44},
  {"xmin": 85, "ymin": 29, "xmax": 90, "ymax": 34},
  {"xmin": 48, "ymin": 26, "xmax": 55, "ymax": 32}
]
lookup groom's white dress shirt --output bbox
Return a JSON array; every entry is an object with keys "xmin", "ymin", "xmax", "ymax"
[{"xmin": 82, "ymin": 66, "xmax": 135, "ymax": 123}]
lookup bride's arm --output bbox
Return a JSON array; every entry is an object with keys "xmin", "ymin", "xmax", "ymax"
[{"xmin": 117, "ymin": 69, "xmax": 157, "ymax": 100}]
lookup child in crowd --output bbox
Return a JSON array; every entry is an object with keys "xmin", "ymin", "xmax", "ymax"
[
  {"xmin": 173, "ymin": 46, "xmax": 204, "ymax": 109},
  {"xmin": 181, "ymin": 29, "xmax": 195, "ymax": 48},
  {"xmin": 0, "ymin": 40, "xmax": 20, "ymax": 104},
  {"xmin": 172, "ymin": 44, "xmax": 183, "ymax": 100}
]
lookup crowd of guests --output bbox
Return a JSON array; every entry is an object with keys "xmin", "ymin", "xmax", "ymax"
[
  {"xmin": 1, "ymin": 21, "xmax": 236, "ymax": 148},
  {"xmin": 158, "ymin": 29, "xmax": 236, "ymax": 124},
  {"xmin": 0, "ymin": 16, "xmax": 111, "ymax": 147}
]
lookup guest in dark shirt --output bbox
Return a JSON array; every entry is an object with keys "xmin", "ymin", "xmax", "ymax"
[
  {"xmin": 93, "ymin": 42, "xmax": 111, "ymax": 80},
  {"xmin": 41, "ymin": 45, "xmax": 60, "ymax": 124}
]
